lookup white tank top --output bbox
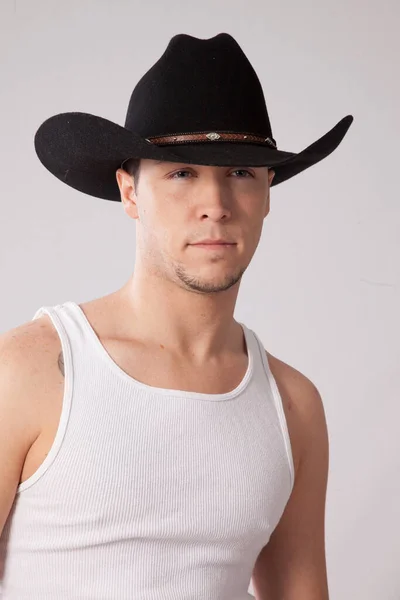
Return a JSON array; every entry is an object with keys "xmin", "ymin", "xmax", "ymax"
[{"xmin": 0, "ymin": 301, "xmax": 294, "ymax": 599}]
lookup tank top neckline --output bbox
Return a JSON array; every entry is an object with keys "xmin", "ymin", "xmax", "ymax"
[{"xmin": 65, "ymin": 300, "xmax": 254, "ymax": 401}]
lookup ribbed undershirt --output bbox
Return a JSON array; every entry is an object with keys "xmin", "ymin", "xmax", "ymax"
[{"xmin": 0, "ymin": 301, "xmax": 294, "ymax": 599}]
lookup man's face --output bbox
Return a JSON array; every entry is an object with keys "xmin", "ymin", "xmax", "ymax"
[{"xmin": 117, "ymin": 159, "xmax": 275, "ymax": 295}]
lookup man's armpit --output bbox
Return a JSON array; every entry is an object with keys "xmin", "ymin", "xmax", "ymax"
[{"xmin": 57, "ymin": 351, "xmax": 64, "ymax": 377}]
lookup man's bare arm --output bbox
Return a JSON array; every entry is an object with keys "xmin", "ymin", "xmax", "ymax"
[
  {"xmin": 0, "ymin": 316, "xmax": 60, "ymax": 535},
  {"xmin": 251, "ymin": 375, "xmax": 330, "ymax": 600}
]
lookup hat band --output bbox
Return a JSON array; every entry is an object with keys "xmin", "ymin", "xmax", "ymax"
[{"xmin": 145, "ymin": 131, "xmax": 277, "ymax": 149}]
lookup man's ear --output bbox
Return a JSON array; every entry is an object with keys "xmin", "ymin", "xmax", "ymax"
[
  {"xmin": 268, "ymin": 168, "xmax": 275, "ymax": 185},
  {"xmin": 116, "ymin": 168, "xmax": 139, "ymax": 220}
]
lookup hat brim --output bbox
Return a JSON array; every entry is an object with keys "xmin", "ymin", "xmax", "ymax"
[{"xmin": 34, "ymin": 112, "xmax": 353, "ymax": 201}]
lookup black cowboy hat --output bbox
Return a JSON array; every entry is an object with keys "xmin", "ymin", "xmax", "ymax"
[{"xmin": 34, "ymin": 32, "xmax": 354, "ymax": 202}]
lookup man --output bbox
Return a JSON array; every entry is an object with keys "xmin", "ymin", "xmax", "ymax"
[{"xmin": 0, "ymin": 33, "xmax": 353, "ymax": 599}]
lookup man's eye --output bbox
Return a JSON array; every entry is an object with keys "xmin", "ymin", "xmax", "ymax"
[
  {"xmin": 232, "ymin": 169, "xmax": 252, "ymax": 177},
  {"xmin": 170, "ymin": 169, "xmax": 253, "ymax": 179},
  {"xmin": 171, "ymin": 170, "xmax": 192, "ymax": 179}
]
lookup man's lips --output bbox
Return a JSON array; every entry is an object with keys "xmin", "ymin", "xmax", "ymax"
[
  {"xmin": 191, "ymin": 240, "xmax": 236, "ymax": 245},
  {"xmin": 190, "ymin": 242, "xmax": 236, "ymax": 249}
]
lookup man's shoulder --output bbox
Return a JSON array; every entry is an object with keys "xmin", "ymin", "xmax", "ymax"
[
  {"xmin": 0, "ymin": 312, "xmax": 63, "ymax": 454},
  {"xmin": 0, "ymin": 312, "xmax": 63, "ymax": 412},
  {"xmin": 265, "ymin": 350, "xmax": 328, "ymax": 479},
  {"xmin": 0, "ymin": 312, "xmax": 60, "ymax": 361},
  {"xmin": 266, "ymin": 350, "xmax": 321, "ymax": 401}
]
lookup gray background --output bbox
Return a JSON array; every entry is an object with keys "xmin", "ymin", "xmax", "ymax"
[{"xmin": 1, "ymin": 1, "xmax": 399, "ymax": 598}]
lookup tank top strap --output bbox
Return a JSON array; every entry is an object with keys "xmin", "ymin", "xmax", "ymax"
[
  {"xmin": 32, "ymin": 302, "xmax": 75, "ymax": 376},
  {"xmin": 240, "ymin": 322, "xmax": 271, "ymax": 383},
  {"xmin": 245, "ymin": 325, "xmax": 295, "ymax": 492},
  {"xmin": 32, "ymin": 301, "xmax": 96, "ymax": 355}
]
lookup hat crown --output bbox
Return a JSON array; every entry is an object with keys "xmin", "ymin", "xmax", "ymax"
[{"xmin": 124, "ymin": 33, "xmax": 273, "ymax": 139}]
